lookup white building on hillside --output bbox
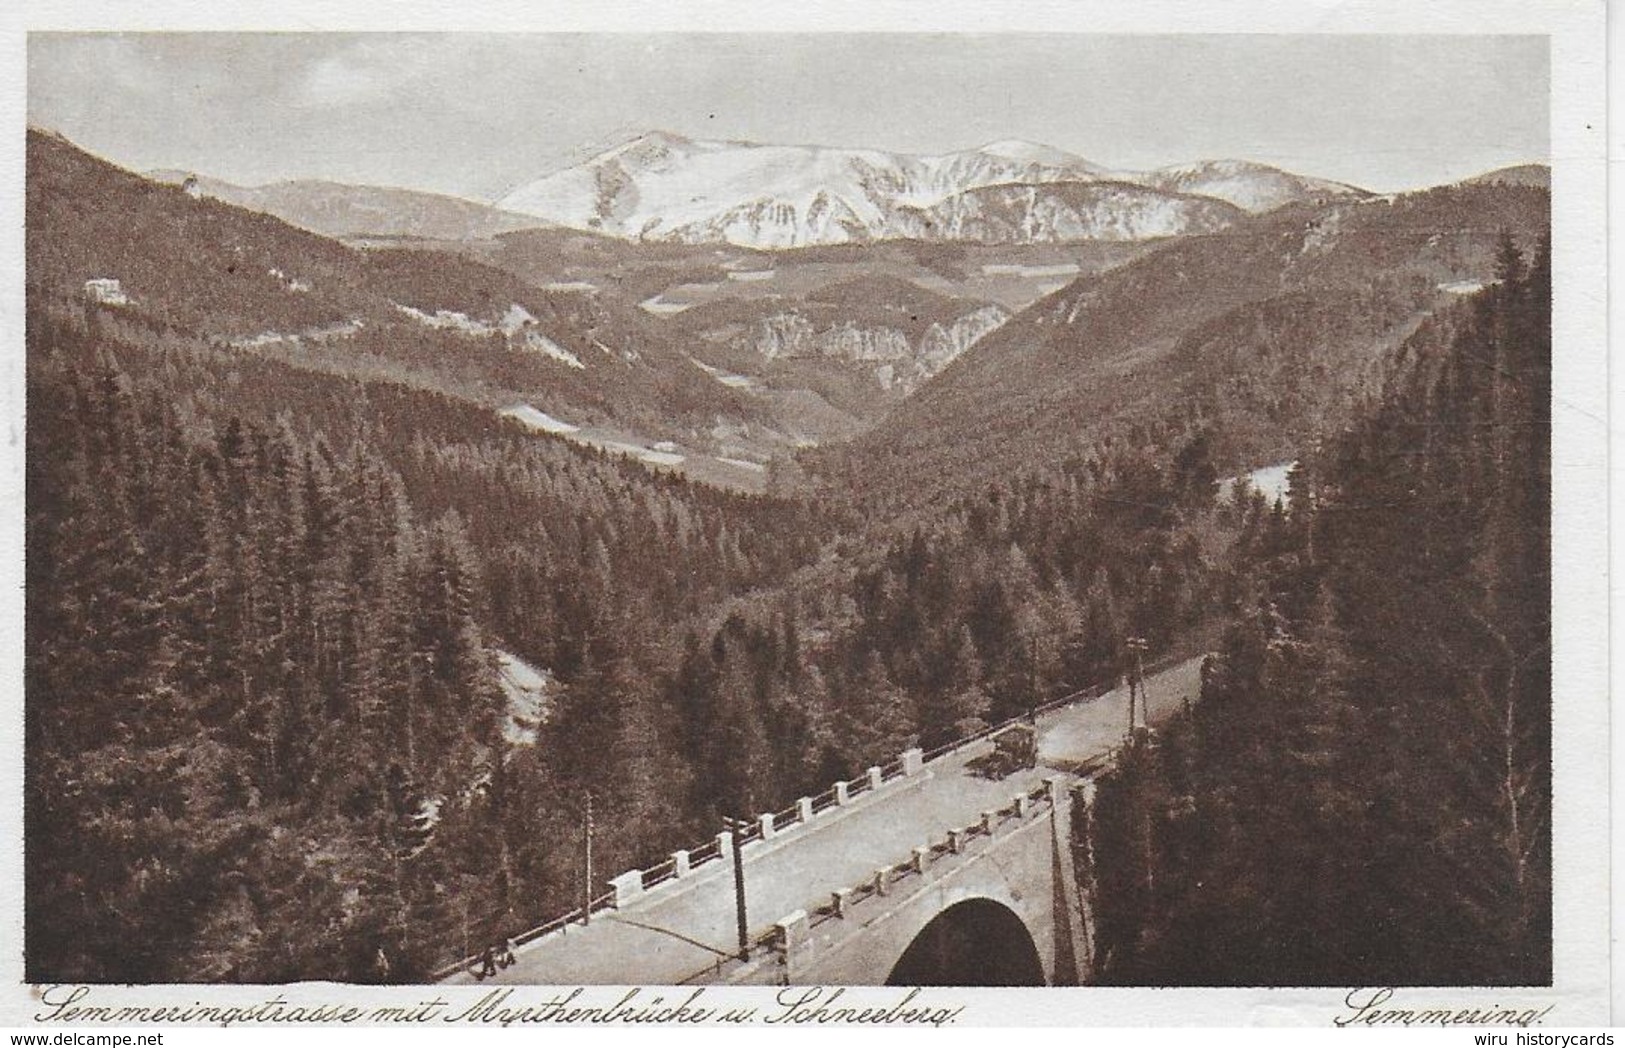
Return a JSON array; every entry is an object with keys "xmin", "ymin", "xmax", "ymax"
[{"xmin": 83, "ymin": 278, "xmax": 130, "ymax": 306}]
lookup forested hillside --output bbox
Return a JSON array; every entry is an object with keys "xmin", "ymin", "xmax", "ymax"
[
  {"xmin": 818, "ymin": 182, "xmax": 1550, "ymax": 511},
  {"xmin": 23, "ymin": 311, "xmax": 838, "ymax": 982},
  {"xmin": 24, "ymin": 128, "xmax": 1552, "ymax": 988},
  {"xmin": 27, "ymin": 302, "xmax": 1239, "ymax": 981},
  {"xmin": 1085, "ymin": 237, "xmax": 1550, "ymax": 985},
  {"xmin": 660, "ymin": 424, "xmax": 1245, "ymax": 823},
  {"xmin": 27, "ymin": 130, "xmax": 754, "ymax": 441}
]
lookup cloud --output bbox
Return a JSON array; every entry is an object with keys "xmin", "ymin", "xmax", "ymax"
[
  {"xmin": 287, "ymin": 35, "xmax": 558, "ymax": 118},
  {"xmin": 29, "ymin": 34, "xmax": 166, "ymax": 111},
  {"xmin": 291, "ymin": 36, "xmax": 450, "ymax": 109},
  {"xmin": 299, "ymin": 55, "xmax": 390, "ymax": 106}
]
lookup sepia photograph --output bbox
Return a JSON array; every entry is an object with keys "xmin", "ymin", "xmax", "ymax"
[{"xmin": 8, "ymin": 10, "xmax": 1608, "ymax": 1025}]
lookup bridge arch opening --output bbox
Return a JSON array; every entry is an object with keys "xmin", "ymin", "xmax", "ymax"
[{"xmin": 885, "ymin": 898, "xmax": 1045, "ymax": 986}]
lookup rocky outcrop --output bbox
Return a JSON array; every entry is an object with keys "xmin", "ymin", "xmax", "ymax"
[
  {"xmin": 746, "ymin": 304, "xmax": 1009, "ymax": 391},
  {"xmin": 916, "ymin": 306, "xmax": 1010, "ymax": 377},
  {"xmin": 895, "ymin": 182, "xmax": 1243, "ymax": 244},
  {"xmin": 750, "ymin": 313, "xmax": 913, "ymax": 363}
]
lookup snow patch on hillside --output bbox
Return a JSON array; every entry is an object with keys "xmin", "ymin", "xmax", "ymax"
[
  {"xmin": 498, "ymin": 405, "xmax": 689, "ymax": 471},
  {"xmin": 640, "ymin": 295, "xmax": 692, "ymax": 315},
  {"xmin": 502, "ymin": 303, "xmax": 538, "ymax": 334},
  {"xmin": 500, "ymin": 405, "xmax": 580, "ymax": 434},
  {"xmin": 1220, "ymin": 462, "xmax": 1295, "ymax": 506},
  {"xmin": 232, "ymin": 320, "xmax": 363, "ymax": 348},
  {"xmin": 396, "ymin": 303, "xmax": 496, "ymax": 335},
  {"xmin": 525, "ymin": 331, "xmax": 586, "ymax": 369},
  {"xmin": 691, "ymin": 358, "xmax": 760, "ymax": 390},
  {"xmin": 1299, "ymin": 210, "xmax": 1344, "ymax": 255},
  {"xmin": 600, "ymin": 440, "xmax": 685, "ymax": 467},
  {"xmin": 268, "ymin": 268, "xmax": 311, "ymax": 293},
  {"xmin": 495, "ymin": 650, "xmax": 552, "ymax": 745},
  {"xmin": 981, "ymin": 262, "xmax": 1080, "ymax": 277},
  {"xmin": 395, "ymin": 302, "xmax": 583, "ymax": 367}
]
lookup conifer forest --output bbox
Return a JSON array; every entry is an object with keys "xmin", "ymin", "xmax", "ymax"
[{"xmin": 23, "ymin": 85, "xmax": 1552, "ymax": 988}]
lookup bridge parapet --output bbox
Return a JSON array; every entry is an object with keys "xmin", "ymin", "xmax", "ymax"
[
  {"xmin": 610, "ymin": 749, "xmax": 932, "ymax": 902},
  {"xmin": 680, "ymin": 778, "xmax": 1065, "ymax": 985},
  {"xmin": 431, "ymin": 746, "xmax": 930, "ymax": 981},
  {"xmin": 609, "ymin": 869, "xmax": 645, "ymax": 907},
  {"xmin": 792, "ymin": 779, "xmax": 1058, "ymax": 938}
]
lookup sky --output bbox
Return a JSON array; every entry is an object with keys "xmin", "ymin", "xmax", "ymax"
[{"xmin": 27, "ymin": 33, "xmax": 1548, "ymax": 201}]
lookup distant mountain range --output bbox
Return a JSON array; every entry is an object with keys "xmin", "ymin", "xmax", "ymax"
[
  {"xmin": 132, "ymin": 133, "xmax": 1543, "ymax": 258},
  {"xmin": 146, "ymin": 170, "xmax": 550, "ymax": 242},
  {"xmin": 496, "ymin": 131, "xmax": 1367, "ymax": 249},
  {"xmin": 1461, "ymin": 164, "xmax": 1550, "ymax": 189},
  {"xmin": 30, "ymin": 125, "xmax": 1549, "ymax": 501}
]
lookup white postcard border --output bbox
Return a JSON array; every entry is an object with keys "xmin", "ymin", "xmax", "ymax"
[{"xmin": 0, "ymin": 0, "xmax": 1608, "ymax": 1029}]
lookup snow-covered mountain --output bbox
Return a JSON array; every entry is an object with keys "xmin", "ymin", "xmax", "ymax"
[
  {"xmin": 1137, "ymin": 159, "xmax": 1365, "ymax": 213},
  {"xmin": 497, "ymin": 132, "xmax": 1363, "ymax": 249},
  {"xmin": 498, "ymin": 132, "xmax": 1107, "ymax": 249}
]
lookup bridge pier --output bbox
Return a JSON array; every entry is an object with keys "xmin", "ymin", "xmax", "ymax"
[
  {"xmin": 1073, "ymin": 780, "xmax": 1102, "ymax": 982},
  {"xmin": 1040, "ymin": 778, "xmax": 1087, "ymax": 986}
]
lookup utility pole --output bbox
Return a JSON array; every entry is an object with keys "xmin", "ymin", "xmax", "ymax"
[
  {"xmin": 1028, "ymin": 635, "xmax": 1040, "ymax": 724},
  {"xmin": 1125, "ymin": 636, "xmax": 1149, "ymax": 736},
  {"xmin": 722, "ymin": 816, "xmax": 750, "ymax": 960},
  {"xmin": 583, "ymin": 793, "xmax": 594, "ymax": 925}
]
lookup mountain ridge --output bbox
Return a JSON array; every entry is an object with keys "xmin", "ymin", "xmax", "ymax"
[
  {"xmin": 145, "ymin": 169, "xmax": 551, "ymax": 242},
  {"xmin": 498, "ymin": 132, "xmax": 1364, "ymax": 249},
  {"xmin": 28, "ymin": 129, "xmax": 758, "ymax": 448},
  {"xmin": 810, "ymin": 175, "xmax": 1550, "ymax": 509}
]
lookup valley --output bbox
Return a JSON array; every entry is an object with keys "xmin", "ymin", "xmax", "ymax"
[{"xmin": 24, "ymin": 122, "xmax": 1553, "ymax": 989}]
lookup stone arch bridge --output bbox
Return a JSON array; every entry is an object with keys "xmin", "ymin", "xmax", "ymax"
[{"xmin": 438, "ymin": 657, "xmax": 1202, "ymax": 987}]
